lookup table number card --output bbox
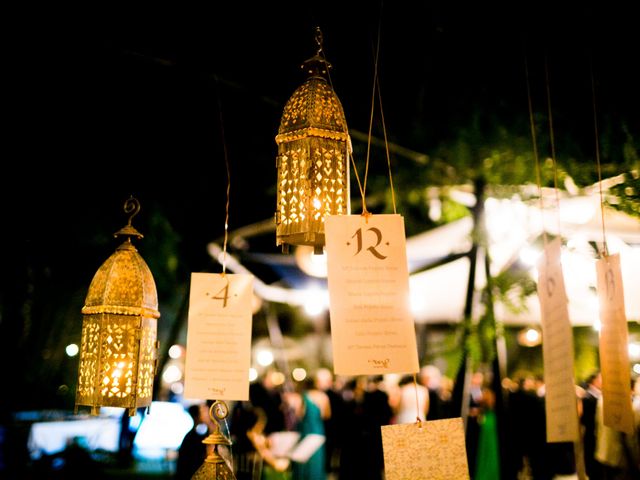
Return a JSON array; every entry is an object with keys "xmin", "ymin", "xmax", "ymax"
[
  {"xmin": 381, "ymin": 418, "xmax": 469, "ymax": 480},
  {"xmin": 325, "ymin": 214, "xmax": 419, "ymax": 375},
  {"xmin": 596, "ymin": 253, "xmax": 634, "ymax": 435},
  {"xmin": 537, "ymin": 238, "xmax": 579, "ymax": 442},
  {"xmin": 184, "ymin": 273, "xmax": 253, "ymax": 401}
]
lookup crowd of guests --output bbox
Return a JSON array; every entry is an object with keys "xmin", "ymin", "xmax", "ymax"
[{"xmin": 176, "ymin": 366, "xmax": 640, "ymax": 479}]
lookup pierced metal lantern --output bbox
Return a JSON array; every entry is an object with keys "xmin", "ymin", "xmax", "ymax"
[
  {"xmin": 191, "ymin": 401, "xmax": 236, "ymax": 480},
  {"xmin": 275, "ymin": 27, "xmax": 351, "ymax": 254},
  {"xmin": 75, "ymin": 197, "xmax": 160, "ymax": 416}
]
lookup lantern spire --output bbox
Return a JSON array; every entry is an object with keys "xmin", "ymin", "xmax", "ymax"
[
  {"xmin": 301, "ymin": 26, "xmax": 332, "ymax": 79},
  {"xmin": 114, "ymin": 196, "xmax": 144, "ymax": 242}
]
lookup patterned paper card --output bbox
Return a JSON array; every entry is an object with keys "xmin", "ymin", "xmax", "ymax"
[
  {"xmin": 537, "ymin": 238, "xmax": 579, "ymax": 442},
  {"xmin": 184, "ymin": 273, "xmax": 253, "ymax": 401},
  {"xmin": 382, "ymin": 418, "xmax": 469, "ymax": 480},
  {"xmin": 596, "ymin": 253, "xmax": 634, "ymax": 434},
  {"xmin": 325, "ymin": 214, "xmax": 419, "ymax": 375}
]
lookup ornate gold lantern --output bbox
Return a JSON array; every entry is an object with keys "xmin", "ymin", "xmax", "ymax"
[
  {"xmin": 191, "ymin": 401, "xmax": 236, "ymax": 480},
  {"xmin": 275, "ymin": 27, "xmax": 351, "ymax": 254},
  {"xmin": 75, "ymin": 197, "xmax": 160, "ymax": 416}
]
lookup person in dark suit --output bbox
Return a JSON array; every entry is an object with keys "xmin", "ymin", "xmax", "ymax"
[{"xmin": 581, "ymin": 371, "xmax": 603, "ymax": 479}]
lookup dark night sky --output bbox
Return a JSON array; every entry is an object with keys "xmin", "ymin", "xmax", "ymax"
[{"xmin": 2, "ymin": 1, "xmax": 638, "ymax": 409}]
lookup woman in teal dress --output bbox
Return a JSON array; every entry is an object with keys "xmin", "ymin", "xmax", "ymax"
[{"xmin": 289, "ymin": 390, "xmax": 326, "ymax": 480}]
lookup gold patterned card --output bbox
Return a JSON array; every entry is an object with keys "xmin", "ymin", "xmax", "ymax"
[
  {"xmin": 596, "ymin": 253, "xmax": 634, "ymax": 435},
  {"xmin": 382, "ymin": 418, "xmax": 469, "ymax": 480},
  {"xmin": 537, "ymin": 238, "xmax": 579, "ymax": 442},
  {"xmin": 184, "ymin": 273, "xmax": 253, "ymax": 401},
  {"xmin": 325, "ymin": 214, "xmax": 419, "ymax": 375}
]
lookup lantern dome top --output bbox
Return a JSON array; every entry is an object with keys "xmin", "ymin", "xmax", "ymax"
[
  {"xmin": 276, "ymin": 77, "xmax": 350, "ymax": 145},
  {"xmin": 82, "ymin": 241, "xmax": 160, "ymax": 318},
  {"xmin": 82, "ymin": 197, "xmax": 159, "ymax": 319},
  {"xmin": 276, "ymin": 27, "xmax": 350, "ymax": 146}
]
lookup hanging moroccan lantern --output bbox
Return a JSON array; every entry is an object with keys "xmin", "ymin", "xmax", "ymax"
[
  {"xmin": 74, "ymin": 197, "xmax": 160, "ymax": 416},
  {"xmin": 191, "ymin": 401, "xmax": 236, "ymax": 480},
  {"xmin": 275, "ymin": 27, "xmax": 351, "ymax": 254}
]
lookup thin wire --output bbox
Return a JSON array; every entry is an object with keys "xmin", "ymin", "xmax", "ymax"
[
  {"xmin": 215, "ymin": 76, "xmax": 232, "ymax": 274},
  {"xmin": 318, "ymin": 30, "xmax": 367, "ymax": 210},
  {"xmin": 412, "ymin": 374, "xmax": 422, "ymax": 424},
  {"xmin": 544, "ymin": 56, "xmax": 562, "ymax": 236},
  {"xmin": 525, "ymin": 54, "xmax": 548, "ymax": 247},
  {"xmin": 376, "ymin": 75, "xmax": 397, "ymax": 214},
  {"xmin": 590, "ymin": 57, "xmax": 608, "ymax": 257},
  {"xmin": 361, "ymin": 18, "xmax": 382, "ymax": 215}
]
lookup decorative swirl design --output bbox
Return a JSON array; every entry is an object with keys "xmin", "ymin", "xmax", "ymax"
[{"xmin": 123, "ymin": 196, "xmax": 141, "ymax": 226}]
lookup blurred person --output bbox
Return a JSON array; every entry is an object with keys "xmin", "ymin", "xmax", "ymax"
[
  {"xmin": 581, "ymin": 371, "xmax": 603, "ymax": 479},
  {"xmin": 474, "ymin": 387, "xmax": 500, "ymax": 480},
  {"xmin": 419, "ymin": 364, "xmax": 443, "ymax": 420},
  {"xmin": 389, "ymin": 374, "xmax": 428, "ymax": 424},
  {"xmin": 314, "ymin": 367, "xmax": 344, "ymax": 475},
  {"xmin": 175, "ymin": 403, "xmax": 209, "ymax": 479},
  {"xmin": 595, "ymin": 379, "xmax": 640, "ymax": 479},
  {"xmin": 283, "ymin": 379, "xmax": 326, "ymax": 480}
]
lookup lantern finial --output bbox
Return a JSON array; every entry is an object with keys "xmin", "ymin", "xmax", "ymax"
[
  {"xmin": 114, "ymin": 195, "xmax": 143, "ymax": 241},
  {"xmin": 301, "ymin": 26, "xmax": 332, "ymax": 79}
]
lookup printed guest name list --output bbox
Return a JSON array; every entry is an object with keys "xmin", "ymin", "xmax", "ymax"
[
  {"xmin": 184, "ymin": 273, "xmax": 253, "ymax": 401},
  {"xmin": 325, "ymin": 214, "xmax": 419, "ymax": 375}
]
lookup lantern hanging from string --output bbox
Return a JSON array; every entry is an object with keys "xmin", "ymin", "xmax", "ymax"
[
  {"xmin": 191, "ymin": 401, "xmax": 236, "ymax": 480},
  {"xmin": 275, "ymin": 27, "xmax": 351, "ymax": 254},
  {"xmin": 75, "ymin": 197, "xmax": 160, "ymax": 416}
]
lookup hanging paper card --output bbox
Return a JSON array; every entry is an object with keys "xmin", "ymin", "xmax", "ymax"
[
  {"xmin": 325, "ymin": 214, "xmax": 419, "ymax": 375},
  {"xmin": 381, "ymin": 418, "xmax": 469, "ymax": 480},
  {"xmin": 596, "ymin": 254, "xmax": 634, "ymax": 435},
  {"xmin": 184, "ymin": 273, "xmax": 253, "ymax": 401},
  {"xmin": 537, "ymin": 238, "xmax": 579, "ymax": 442}
]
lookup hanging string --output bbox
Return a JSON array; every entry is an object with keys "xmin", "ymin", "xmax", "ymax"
[
  {"xmin": 413, "ymin": 373, "xmax": 423, "ymax": 425},
  {"xmin": 360, "ymin": 12, "xmax": 383, "ymax": 216},
  {"xmin": 525, "ymin": 54, "xmax": 548, "ymax": 248},
  {"xmin": 317, "ymin": 27, "xmax": 367, "ymax": 212},
  {"xmin": 544, "ymin": 56, "xmax": 562, "ymax": 236},
  {"xmin": 215, "ymin": 76, "xmax": 232, "ymax": 274},
  {"xmin": 590, "ymin": 57, "xmax": 608, "ymax": 257},
  {"xmin": 376, "ymin": 74, "xmax": 397, "ymax": 214}
]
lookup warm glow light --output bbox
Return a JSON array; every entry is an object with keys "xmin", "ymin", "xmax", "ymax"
[
  {"xmin": 249, "ymin": 368, "xmax": 258, "ymax": 382},
  {"xmin": 628, "ymin": 343, "xmax": 640, "ymax": 361},
  {"xmin": 302, "ymin": 288, "xmax": 328, "ymax": 316},
  {"xmin": 162, "ymin": 365, "xmax": 182, "ymax": 383},
  {"xmin": 525, "ymin": 328, "xmax": 540, "ymax": 344},
  {"xmin": 517, "ymin": 326, "xmax": 542, "ymax": 347},
  {"xmin": 257, "ymin": 349, "xmax": 274, "ymax": 367},
  {"xmin": 634, "ymin": 364, "xmax": 640, "ymax": 375},
  {"xmin": 312, "ymin": 197, "xmax": 322, "ymax": 210},
  {"xmin": 292, "ymin": 368, "xmax": 307, "ymax": 382},
  {"xmin": 270, "ymin": 371, "xmax": 286, "ymax": 386},
  {"xmin": 66, "ymin": 344, "xmax": 79, "ymax": 357},
  {"xmin": 295, "ymin": 245, "xmax": 328, "ymax": 277},
  {"xmin": 593, "ymin": 319, "xmax": 602, "ymax": 332},
  {"xmin": 168, "ymin": 345, "xmax": 182, "ymax": 359}
]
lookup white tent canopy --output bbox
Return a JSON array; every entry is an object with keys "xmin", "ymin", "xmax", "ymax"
[{"xmin": 210, "ymin": 193, "xmax": 640, "ymax": 326}]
